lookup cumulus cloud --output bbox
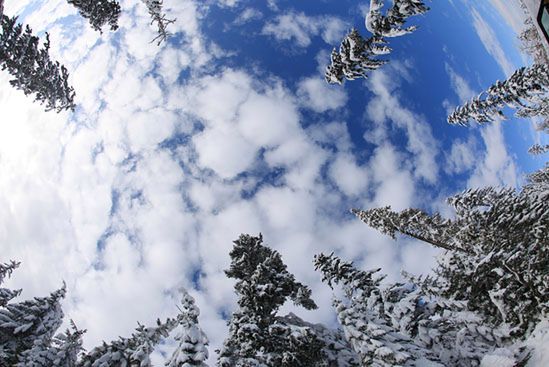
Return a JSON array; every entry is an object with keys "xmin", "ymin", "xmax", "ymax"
[
  {"xmin": 467, "ymin": 122, "xmax": 519, "ymax": 188},
  {"xmin": 365, "ymin": 65, "xmax": 440, "ymax": 185},
  {"xmin": 262, "ymin": 11, "xmax": 347, "ymax": 47},
  {"xmin": 297, "ymin": 75, "xmax": 348, "ymax": 113}
]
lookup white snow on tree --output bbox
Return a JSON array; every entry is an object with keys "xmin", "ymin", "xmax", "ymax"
[
  {"xmin": 448, "ymin": 63, "xmax": 549, "ymax": 126},
  {"xmin": 275, "ymin": 313, "xmax": 360, "ymax": 367},
  {"xmin": 325, "ymin": 0, "xmax": 428, "ymax": 84},
  {"xmin": 166, "ymin": 289, "xmax": 209, "ymax": 367},
  {"xmin": 66, "ymin": 0, "xmax": 121, "ymax": 32},
  {"xmin": 217, "ymin": 233, "xmax": 323, "ymax": 367},
  {"xmin": 325, "ymin": 29, "xmax": 388, "ymax": 85},
  {"xmin": 314, "ymin": 253, "xmax": 441, "ymax": 366},
  {"xmin": 16, "ymin": 320, "xmax": 85, "ymax": 366},
  {"xmin": 0, "ymin": 260, "xmax": 21, "ymax": 308},
  {"xmin": 528, "ymin": 143, "xmax": 549, "ymax": 155},
  {"xmin": 349, "ymin": 168, "xmax": 549, "ymax": 365},
  {"xmin": 0, "ymin": 15, "xmax": 76, "ymax": 112},
  {"xmin": 79, "ymin": 316, "xmax": 180, "ymax": 367},
  {"xmin": 142, "ymin": 0, "xmax": 176, "ymax": 45},
  {"xmin": 366, "ymin": 0, "xmax": 429, "ymax": 38},
  {"xmin": 0, "ymin": 277, "xmax": 66, "ymax": 365}
]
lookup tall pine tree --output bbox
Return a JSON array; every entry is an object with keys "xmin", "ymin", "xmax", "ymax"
[
  {"xmin": 0, "ymin": 282, "xmax": 66, "ymax": 365},
  {"xmin": 217, "ymin": 233, "xmax": 322, "ymax": 367},
  {"xmin": 0, "ymin": 15, "xmax": 75, "ymax": 112},
  {"xmin": 314, "ymin": 253, "xmax": 440, "ymax": 366},
  {"xmin": 166, "ymin": 289, "xmax": 209, "ymax": 367},
  {"xmin": 79, "ymin": 317, "xmax": 179, "ymax": 367},
  {"xmin": 325, "ymin": 0, "xmax": 428, "ymax": 84},
  {"xmin": 448, "ymin": 63, "xmax": 549, "ymax": 126},
  {"xmin": 352, "ymin": 179, "xmax": 549, "ymax": 337},
  {"xmin": 16, "ymin": 321, "xmax": 85, "ymax": 367},
  {"xmin": 67, "ymin": 0, "xmax": 121, "ymax": 32}
]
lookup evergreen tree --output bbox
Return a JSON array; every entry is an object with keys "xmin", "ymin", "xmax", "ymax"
[
  {"xmin": 217, "ymin": 233, "xmax": 322, "ymax": 367},
  {"xmin": 142, "ymin": 0, "xmax": 176, "ymax": 45},
  {"xmin": 0, "ymin": 260, "xmax": 21, "ymax": 307},
  {"xmin": 366, "ymin": 0, "xmax": 429, "ymax": 38},
  {"xmin": 0, "ymin": 15, "xmax": 76, "ymax": 112},
  {"xmin": 352, "ymin": 182, "xmax": 549, "ymax": 337},
  {"xmin": 313, "ymin": 253, "xmax": 439, "ymax": 366},
  {"xmin": 166, "ymin": 289, "xmax": 209, "ymax": 367},
  {"xmin": 0, "ymin": 283, "xmax": 66, "ymax": 365},
  {"xmin": 67, "ymin": 0, "xmax": 121, "ymax": 32},
  {"xmin": 16, "ymin": 321, "xmax": 85, "ymax": 367},
  {"xmin": 79, "ymin": 317, "xmax": 179, "ymax": 367},
  {"xmin": 325, "ymin": 0, "xmax": 428, "ymax": 84},
  {"xmin": 325, "ymin": 29, "xmax": 388, "ymax": 85},
  {"xmin": 275, "ymin": 313, "xmax": 360, "ymax": 367},
  {"xmin": 528, "ymin": 143, "xmax": 549, "ymax": 155},
  {"xmin": 448, "ymin": 63, "xmax": 549, "ymax": 125}
]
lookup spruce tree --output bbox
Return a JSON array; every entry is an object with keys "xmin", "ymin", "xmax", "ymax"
[
  {"xmin": 448, "ymin": 63, "xmax": 549, "ymax": 125},
  {"xmin": 366, "ymin": 0, "xmax": 429, "ymax": 38},
  {"xmin": 325, "ymin": 29, "xmax": 388, "ymax": 85},
  {"xmin": 0, "ymin": 260, "xmax": 21, "ymax": 307},
  {"xmin": 16, "ymin": 321, "xmax": 85, "ymax": 367},
  {"xmin": 66, "ymin": 0, "xmax": 121, "ymax": 32},
  {"xmin": 166, "ymin": 289, "xmax": 209, "ymax": 367},
  {"xmin": 313, "ymin": 253, "xmax": 439, "ymax": 366},
  {"xmin": 79, "ymin": 317, "xmax": 179, "ymax": 367},
  {"xmin": 142, "ymin": 0, "xmax": 176, "ymax": 45},
  {"xmin": 325, "ymin": 0, "xmax": 428, "ymax": 84},
  {"xmin": 217, "ymin": 233, "xmax": 322, "ymax": 367},
  {"xmin": 352, "ymin": 181, "xmax": 549, "ymax": 337},
  {"xmin": 0, "ymin": 283, "xmax": 66, "ymax": 365},
  {"xmin": 0, "ymin": 15, "xmax": 76, "ymax": 112}
]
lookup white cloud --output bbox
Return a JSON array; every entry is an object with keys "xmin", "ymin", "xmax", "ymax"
[
  {"xmin": 262, "ymin": 12, "xmax": 347, "ymax": 47},
  {"xmin": 470, "ymin": 8, "xmax": 515, "ymax": 76},
  {"xmin": 444, "ymin": 136, "xmax": 478, "ymax": 175},
  {"xmin": 297, "ymin": 75, "xmax": 348, "ymax": 113},
  {"xmin": 467, "ymin": 122, "xmax": 519, "ymax": 188},
  {"xmin": 445, "ymin": 63, "xmax": 476, "ymax": 103},
  {"xmin": 234, "ymin": 8, "xmax": 263, "ymax": 25},
  {"xmin": 365, "ymin": 66, "xmax": 440, "ymax": 184},
  {"xmin": 488, "ymin": 0, "xmax": 526, "ymax": 35}
]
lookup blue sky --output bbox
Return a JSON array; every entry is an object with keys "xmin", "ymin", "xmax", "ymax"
[{"xmin": 0, "ymin": 0, "xmax": 546, "ymax": 363}]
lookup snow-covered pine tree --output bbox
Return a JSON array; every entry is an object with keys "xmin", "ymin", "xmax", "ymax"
[
  {"xmin": 313, "ymin": 253, "xmax": 440, "ymax": 366},
  {"xmin": 351, "ymin": 206, "xmax": 467, "ymax": 253},
  {"xmin": 528, "ymin": 143, "xmax": 549, "ymax": 155},
  {"xmin": 79, "ymin": 317, "xmax": 179, "ymax": 367},
  {"xmin": 448, "ymin": 63, "xmax": 549, "ymax": 125},
  {"xmin": 353, "ymin": 183, "xmax": 549, "ymax": 338},
  {"xmin": 16, "ymin": 320, "xmax": 85, "ymax": 367},
  {"xmin": 325, "ymin": 1, "xmax": 428, "ymax": 84},
  {"xmin": 166, "ymin": 289, "xmax": 209, "ymax": 367},
  {"xmin": 0, "ymin": 15, "xmax": 76, "ymax": 112},
  {"xmin": 274, "ymin": 313, "xmax": 360, "ymax": 367},
  {"xmin": 0, "ymin": 283, "xmax": 66, "ymax": 365},
  {"xmin": 366, "ymin": 0, "xmax": 429, "ymax": 38},
  {"xmin": 66, "ymin": 0, "xmax": 121, "ymax": 32},
  {"xmin": 0, "ymin": 260, "xmax": 21, "ymax": 307},
  {"xmin": 142, "ymin": 0, "xmax": 176, "ymax": 45},
  {"xmin": 217, "ymin": 233, "xmax": 322, "ymax": 367}
]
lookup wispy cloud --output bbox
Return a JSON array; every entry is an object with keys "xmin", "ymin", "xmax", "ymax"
[{"xmin": 470, "ymin": 8, "xmax": 515, "ymax": 76}]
